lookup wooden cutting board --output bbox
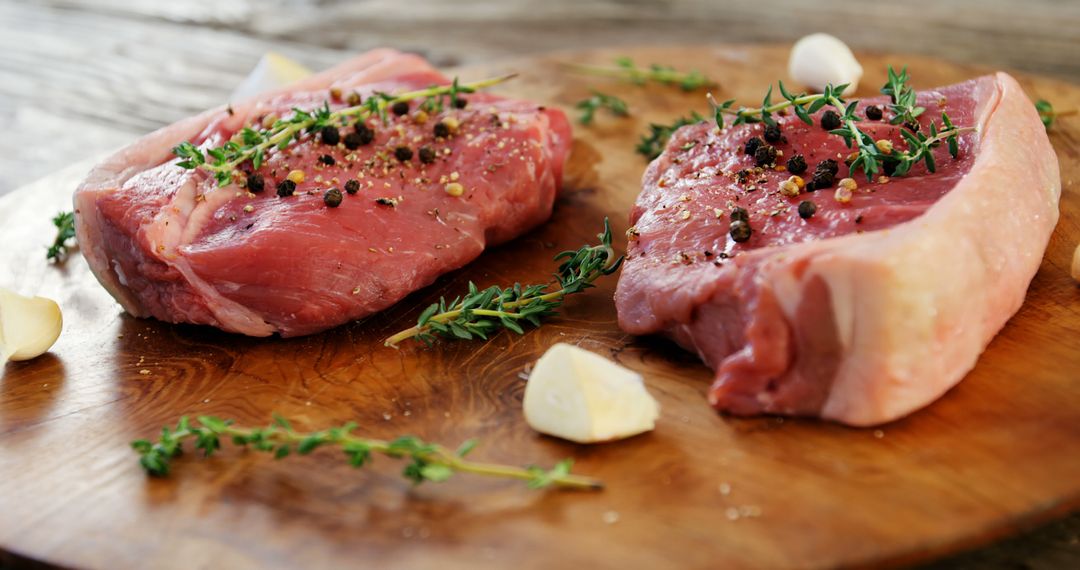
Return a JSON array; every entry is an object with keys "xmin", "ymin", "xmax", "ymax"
[{"xmin": 1, "ymin": 45, "xmax": 1078, "ymax": 570}]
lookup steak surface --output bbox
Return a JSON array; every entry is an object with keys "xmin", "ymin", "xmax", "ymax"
[
  {"xmin": 75, "ymin": 50, "xmax": 571, "ymax": 337},
  {"xmin": 615, "ymin": 73, "xmax": 1060, "ymax": 426}
]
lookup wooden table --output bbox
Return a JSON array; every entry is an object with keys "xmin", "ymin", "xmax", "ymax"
[{"xmin": 1, "ymin": 2, "xmax": 1077, "ymax": 568}]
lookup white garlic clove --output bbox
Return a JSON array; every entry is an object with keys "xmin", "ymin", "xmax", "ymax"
[
  {"xmin": 788, "ymin": 33, "xmax": 863, "ymax": 96},
  {"xmin": 523, "ymin": 343, "xmax": 660, "ymax": 444},
  {"xmin": 0, "ymin": 288, "xmax": 63, "ymax": 362}
]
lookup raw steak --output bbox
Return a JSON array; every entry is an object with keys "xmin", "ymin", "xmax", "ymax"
[
  {"xmin": 74, "ymin": 50, "xmax": 571, "ymax": 337},
  {"xmin": 615, "ymin": 73, "xmax": 1060, "ymax": 426}
]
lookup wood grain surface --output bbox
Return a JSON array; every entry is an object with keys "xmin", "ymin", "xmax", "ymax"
[{"xmin": 1, "ymin": 45, "xmax": 1078, "ymax": 570}]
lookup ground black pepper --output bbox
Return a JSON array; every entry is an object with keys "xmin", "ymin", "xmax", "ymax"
[
  {"xmin": 820, "ymin": 110, "xmax": 841, "ymax": 130},
  {"xmin": 798, "ymin": 200, "xmax": 817, "ymax": 219},
  {"xmin": 246, "ymin": 173, "xmax": 265, "ymax": 193},
  {"xmin": 276, "ymin": 179, "xmax": 297, "ymax": 197},
  {"xmin": 344, "ymin": 179, "xmax": 360, "ymax": 194},
  {"xmin": 418, "ymin": 146, "xmax": 436, "ymax": 164},
  {"xmin": 391, "ymin": 101, "xmax": 410, "ymax": 116},
  {"xmin": 320, "ymin": 126, "xmax": 341, "ymax": 146},
  {"xmin": 729, "ymin": 220, "xmax": 752, "ymax": 243},
  {"xmin": 865, "ymin": 105, "xmax": 883, "ymax": 121},
  {"xmin": 394, "ymin": 146, "xmax": 414, "ymax": 162},
  {"xmin": 786, "ymin": 154, "xmax": 807, "ymax": 175},
  {"xmin": 375, "ymin": 197, "xmax": 397, "ymax": 207},
  {"xmin": 323, "ymin": 188, "xmax": 343, "ymax": 207},
  {"xmin": 319, "ymin": 154, "xmax": 335, "ymax": 166}
]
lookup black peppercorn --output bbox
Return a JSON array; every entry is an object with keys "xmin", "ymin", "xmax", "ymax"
[
  {"xmin": 763, "ymin": 123, "xmax": 783, "ymax": 144},
  {"xmin": 418, "ymin": 146, "xmax": 436, "ymax": 164},
  {"xmin": 810, "ymin": 170, "xmax": 835, "ymax": 190},
  {"xmin": 729, "ymin": 220, "xmax": 752, "ymax": 243},
  {"xmin": 344, "ymin": 179, "xmax": 360, "ymax": 194},
  {"xmin": 433, "ymin": 122, "xmax": 451, "ymax": 138},
  {"xmin": 730, "ymin": 206, "xmax": 750, "ymax": 223},
  {"xmin": 820, "ymin": 110, "xmax": 841, "ymax": 130},
  {"xmin": 786, "ymin": 154, "xmax": 807, "ymax": 175},
  {"xmin": 798, "ymin": 200, "xmax": 817, "ymax": 219},
  {"xmin": 246, "ymin": 173, "xmax": 265, "ymax": 193},
  {"xmin": 320, "ymin": 126, "xmax": 340, "ymax": 146},
  {"xmin": 754, "ymin": 144, "xmax": 777, "ymax": 167},
  {"xmin": 816, "ymin": 158, "xmax": 840, "ymax": 175},
  {"xmin": 394, "ymin": 146, "xmax": 414, "ymax": 162},
  {"xmin": 354, "ymin": 122, "xmax": 375, "ymax": 145},
  {"xmin": 453, "ymin": 98, "xmax": 468, "ymax": 109},
  {"xmin": 865, "ymin": 105, "xmax": 883, "ymax": 121},
  {"xmin": 318, "ymin": 154, "xmax": 335, "ymax": 166},
  {"xmin": 323, "ymin": 188, "xmax": 343, "ymax": 208},
  {"xmin": 391, "ymin": 101, "xmax": 410, "ymax": 116},
  {"xmin": 343, "ymin": 132, "xmax": 363, "ymax": 150},
  {"xmin": 743, "ymin": 136, "xmax": 764, "ymax": 156},
  {"xmin": 276, "ymin": 179, "xmax": 296, "ymax": 197}
]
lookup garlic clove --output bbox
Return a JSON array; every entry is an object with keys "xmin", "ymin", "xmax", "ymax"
[
  {"xmin": 0, "ymin": 288, "xmax": 63, "ymax": 362},
  {"xmin": 523, "ymin": 343, "xmax": 660, "ymax": 444},
  {"xmin": 788, "ymin": 33, "xmax": 863, "ymax": 96},
  {"xmin": 230, "ymin": 52, "xmax": 313, "ymax": 102}
]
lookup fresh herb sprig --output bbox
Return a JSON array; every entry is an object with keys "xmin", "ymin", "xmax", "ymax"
[
  {"xmin": 1036, "ymin": 99, "xmax": 1077, "ymax": 130},
  {"xmin": 575, "ymin": 90, "xmax": 630, "ymax": 125},
  {"xmin": 881, "ymin": 67, "xmax": 925, "ymax": 128},
  {"xmin": 569, "ymin": 57, "xmax": 715, "ymax": 92},
  {"xmin": 171, "ymin": 74, "xmax": 516, "ymax": 187},
  {"xmin": 707, "ymin": 68, "xmax": 974, "ymax": 180},
  {"xmin": 635, "ymin": 112, "xmax": 706, "ymax": 159},
  {"xmin": 46, "ymin": 211, "xmax": 76, "ymax": 262},
  {"xmin": 385, "ymin": 219, "xmax": 623, "ymax": 348},
  {"xmin": 133, "ymin": 415, "xmax": 602, "ymax": 490}
]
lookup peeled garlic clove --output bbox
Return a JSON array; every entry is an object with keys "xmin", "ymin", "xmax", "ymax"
[
  {"xmin": 0, "ymin": 288, "xmax": 63, "ymax": 362},
  {"xmin": 788, "ymin": 33, "xmax": 863, "ymax": 96},
  {"xmin": 523, "ymin": 343, "xmax": 660, "ymax": 444}
]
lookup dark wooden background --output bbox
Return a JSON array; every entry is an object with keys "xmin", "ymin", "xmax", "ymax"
[{"xmin": 0, "ymin": 1, "xmax": 1076, "ymax": 568}]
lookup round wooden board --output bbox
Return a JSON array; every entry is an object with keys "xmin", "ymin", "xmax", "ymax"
[{"xmin": 1, "ymin": 44, "xmax": 1078, "ymax": 570}]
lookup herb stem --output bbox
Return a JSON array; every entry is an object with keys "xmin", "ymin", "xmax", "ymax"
[
  {"xmin": 384, "ymin": 241, "xmax": 618, "ymax": 348},
  {"xmin": 134, "ymin": 416, "xmax": 602, "ymax": 490},
  {"xmin": 565, "ymin": 58, "xmax": 715, "ymax": 91}
]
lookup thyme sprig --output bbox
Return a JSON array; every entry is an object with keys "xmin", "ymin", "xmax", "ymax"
[
  {"xmin": 171, "ymin": 74, "xmax": 516, "ymax": 187},
  {"xmin": 575, "ymin": 90, "xmax": 630, "ymax": 125},
  {"xmin": 707, "ymin": 67, "xmax": 974, "ymax": 180},
  {"xmin": 46, "ymin": 211, "xmax": 76, "ymax": 262},
  {"xmin": 133, "ymin": 415, "xmax": 602, "ymax": 490},
  {"xmin": 635, "ymin": 112, "xmax": 706, "ymax": 160},
  {"xmin": 385, "ymin": 219, "xmax": 623, "ymax": 348},
  {"xmin": 1036, "ymin": 99, "xmax": 1077, "ymax": 130},
  {"xmin": 568, "ymin": 57, "xmax": 715, "ymax": 91}
]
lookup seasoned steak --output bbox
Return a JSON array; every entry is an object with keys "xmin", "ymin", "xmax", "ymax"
[
  {"xmin": 74, "ymin": 50, "xmax": 571, "ymax": 337},
  {"xmin": 615, "ymin": 74, "xmax": 1059, "ymax": 426}
]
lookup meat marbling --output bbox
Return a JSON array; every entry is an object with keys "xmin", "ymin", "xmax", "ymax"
[
  {"xmin": 75, "ymin": 50, "xmax": 571, "ymax": 337},
  {"xmin": 615, "ymin": 73, "xmax": 1060, "ymax": 426}
]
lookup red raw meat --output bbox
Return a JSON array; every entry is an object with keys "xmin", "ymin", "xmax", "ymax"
[
  {"xmin": 615, "ymin": 74, "xmax": 1059, "ymax": 426},
  {"xmin": 75, "ymin": 50, "xmax": 571, "ymax": 337}
]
